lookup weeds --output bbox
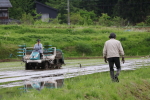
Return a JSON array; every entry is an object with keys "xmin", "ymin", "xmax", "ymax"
[{"xmin": 0, "ymin": 25, "xmax": 150, "ymax": 58}]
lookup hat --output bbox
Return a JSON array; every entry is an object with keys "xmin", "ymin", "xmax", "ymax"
[
  {"xmin": 37, "ymin": 39, "xmax": 40, "ymax": 42},
  {"xmin": 109, "ymin": 33, "xmax": 116, "ymax": 38}
]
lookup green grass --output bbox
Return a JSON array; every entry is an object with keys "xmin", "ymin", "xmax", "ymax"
[
  {"xmin": 0, "ymin": 24, "xmax": 150, "ymax": 58},
  {"xmin": 0, "ymin": 66, "xmax": 150, "ymax": 100},
  {"xmin": 0, "ymin": 62, "xmax": 24, "ymax": 71}
]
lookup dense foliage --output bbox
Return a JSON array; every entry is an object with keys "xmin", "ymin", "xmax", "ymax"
[
  {"xmin": 0, "ymin": 25, "xmax": 150, "ymax": 59},
  {"xmin": 8, "ymin": 0, "xmax": 150, "ymax": 25}
]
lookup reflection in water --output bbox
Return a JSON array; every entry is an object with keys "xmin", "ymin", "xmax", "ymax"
[{"xmin": 24, "ymin": 79, "xmax": 64, "ymax": 91}]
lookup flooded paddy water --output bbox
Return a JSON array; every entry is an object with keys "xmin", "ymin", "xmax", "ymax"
[{"xmin": 0, "ymin": 58, "xmax": 150, "ymax": 88}]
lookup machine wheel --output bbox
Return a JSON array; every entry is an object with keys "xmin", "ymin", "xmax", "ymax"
[
  {"xmin": 32, "ymin": 64, "xmax": 37, "ymax": 70},
  {"xmin": 50, "ymin": 64, "xmax": 55, "ymax": 69},
  {"xmin": 55, "ymin": 64, "xmax": 62, "ymax": 69},
  {"xmin": 44, "ymin": 62, "xmax": 49, "ymax": 69},
  {"xmin": 25, "ymin": 63, "xmax": 30, "ymax": 70}
]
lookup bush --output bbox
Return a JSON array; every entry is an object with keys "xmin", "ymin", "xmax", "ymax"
[
  {"xmin": 21, "ymin": 13, "xmax": 34, "ymax": 25},
  {"xmin": 50, "ymin": 17, "xmax": 60, "ymax": 24},
  {"xmin": 145, "ymin": 37, "xmax": 150, "ymax": 41},
  {"xmin": 136, "ymin": 22, "xmax": 146, "ymax": 26},
  {"xmin": 70, "ymin": 13, "xmax": 83, "ymax": 25},
  {"xmin": 145, "ymin": 16, "xmax": 150, "ymax": 26},
  {"xmin": 70, "ymin": 10, "xmax": 96, "ymax": 25},
  {"xmin": 98, "ymin": 13, "xmax": 111, "ymax": 26},
  {"xmin": 82, "ymin": 28, "xmax": 95, "ymax": 34},
  {"xmin": 136, "ymin": 16, "xmax": 150, "ymax": 26},
  {"xmin": 112, "ymin": 16, "xmax": 127, "ymax": 27},
  {"xmin": 119, "ymin": 37, "xmax": 127, "ymax": 41},
  {"xmin": 75, "ymin": 43, "xmax": 92, "ymax": 56}
]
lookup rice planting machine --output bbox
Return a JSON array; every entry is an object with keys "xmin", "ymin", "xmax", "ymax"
[{"xmin": 17, "ymin": 45, "xmax": 65, "ymax": 70}]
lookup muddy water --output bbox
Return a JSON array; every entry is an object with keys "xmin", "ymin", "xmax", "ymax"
[{"xmin": 0, "ymin": 58, "xmax": 150, "ymax": 88}]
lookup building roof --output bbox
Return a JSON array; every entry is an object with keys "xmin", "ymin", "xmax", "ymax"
[
  {"xmin": 35, "ymin": 1, "xmax": 58, "ymax": 11},
  {"xmin": 0, "ymin": 0, "xmax": 12, "ymax": 8}
]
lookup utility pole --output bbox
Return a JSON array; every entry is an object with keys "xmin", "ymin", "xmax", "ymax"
[{"xmin": 67, "ymin": 0, "xmax": 70, "ymax": 25}]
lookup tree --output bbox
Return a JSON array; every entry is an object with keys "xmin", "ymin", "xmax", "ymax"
[
  {"xmin": 113, "ymin": 0, "xmax": 150, "ymax": 24},
  {"xmin": 145, "ymin": 16, "xmax": 150, "ymax": 25},
  {"xmin": 8, "ymin": 0, "xmax": 150, "ymax": 25},
  {"xmin": 9, "ymin": 0, "xmax": 34, "ymax": 19},
  {"xmin": 46, "ymin": 0, "xmax": 68, "ymax": 24}
]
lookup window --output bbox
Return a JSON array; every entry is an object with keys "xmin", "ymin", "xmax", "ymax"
[{"xmin": 0, "ymin": 12, "xmax": 8, "ymax": 17}]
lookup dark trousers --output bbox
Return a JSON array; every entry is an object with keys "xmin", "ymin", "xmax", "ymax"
[
  {"xmin": 108, "ymin": 57, "xmax": 121, "ymax": 81},
  {"xmin": 108, "ymin": 57, "xmax": 121, "ymax": 71},
  {"xmin": 40, "ymin": 53, "xmax": 43, "ymax": 59}
]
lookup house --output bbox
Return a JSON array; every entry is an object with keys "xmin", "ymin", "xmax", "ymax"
[
  {"xmin": 0, "ymin": 0, "xmax": 12, "ymax": 24},
  {"xmin": 35, "ymin": 1, "xmax": 58, "ymax": 22}
]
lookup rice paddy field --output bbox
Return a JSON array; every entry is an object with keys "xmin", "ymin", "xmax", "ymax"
[
  {"xmin": 0, "ymin": 58, "xmax": 150, "ymax": 100},
  {"xmin": 0, "ymin": 24, "xmax": 150, "ymax": 100}
]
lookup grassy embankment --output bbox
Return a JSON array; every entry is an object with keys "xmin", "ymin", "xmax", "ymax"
[
  {"xmin": 0, "ymin": 24, "xmax": 150, "ymax": 59},
  {"xmin": 0, "ymin": 65, "xmax": 150, "ymax": 100}
]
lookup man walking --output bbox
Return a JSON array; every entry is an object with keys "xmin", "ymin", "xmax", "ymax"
[{"xmin": 103, "ymin": 33, "xmax": 125, "ymax": 82}]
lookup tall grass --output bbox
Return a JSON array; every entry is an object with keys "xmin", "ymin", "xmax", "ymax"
[
  {"xmin": 0, "ymin": 66, "xmax": 150, "ymax": 100},
  {"xmin": 0, "ymin": 24, "xmax": 150, "ymax": 58}
]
